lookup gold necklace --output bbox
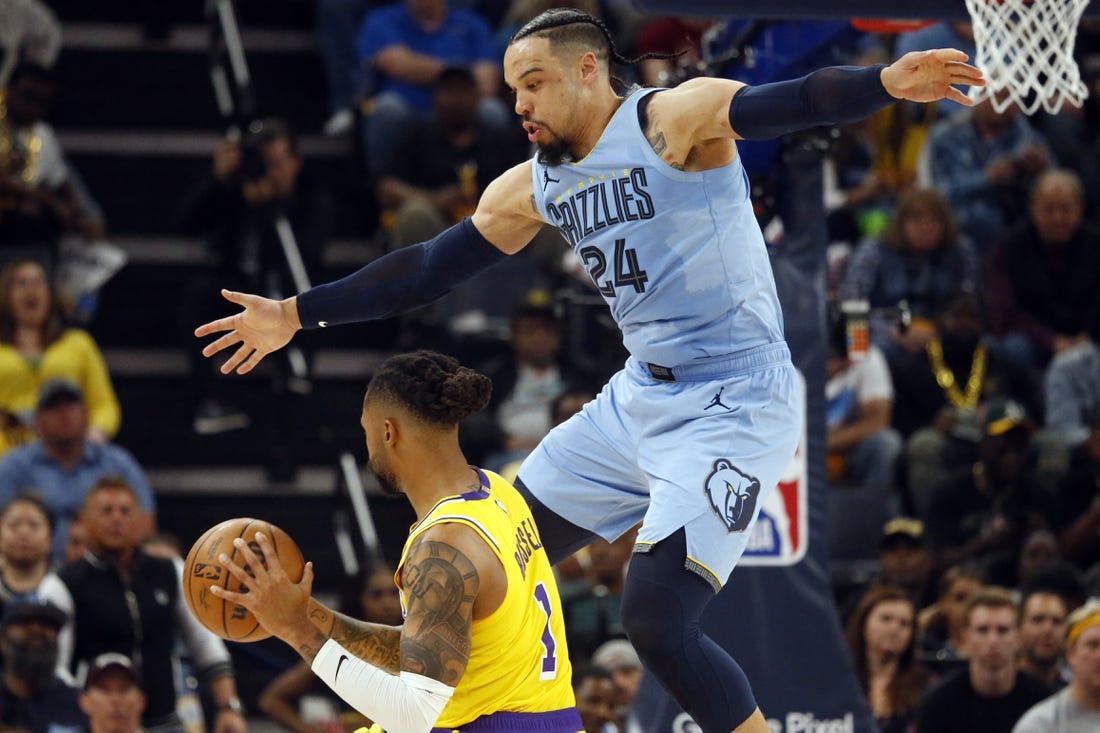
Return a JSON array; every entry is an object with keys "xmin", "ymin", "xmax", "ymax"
[
  {"xmin": 925, "ymin": 338, "xmax": 986, "ymax": 409},
  {"xmin": 0, "ymin": 91, "xmax": 41, "ymax": 186}
]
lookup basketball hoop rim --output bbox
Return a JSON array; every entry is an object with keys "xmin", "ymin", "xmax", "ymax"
[{"xmin": 851, "ymin": 18, "xmax": 937, "ymax": 33}]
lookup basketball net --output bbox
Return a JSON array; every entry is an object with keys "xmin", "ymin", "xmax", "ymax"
[{"xmin": 965, "ymin": 0, "xmax": 1090, "ymax": 114}]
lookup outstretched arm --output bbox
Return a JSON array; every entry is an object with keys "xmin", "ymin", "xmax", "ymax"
[
  {"xmin": 194, "ymin": 162, "xmax": 543, "ymax": 375},
  {"xmin": 649, "ymin": 49, "xmax": 984, "ymax": 157}
]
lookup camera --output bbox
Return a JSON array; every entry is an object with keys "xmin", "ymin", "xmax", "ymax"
[{"xmin": 239, "ymin": 118, "xmax": 269, "ymax": 182}]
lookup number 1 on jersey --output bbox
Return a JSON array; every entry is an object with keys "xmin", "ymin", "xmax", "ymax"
[{"xmin": 533, "ymin": 582, "xmax": 558, "ymax": 680}]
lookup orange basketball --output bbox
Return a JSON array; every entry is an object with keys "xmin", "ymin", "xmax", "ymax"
[{"xmin": 182, "ymin": 518, "xmax": 305, "ymax": 642}]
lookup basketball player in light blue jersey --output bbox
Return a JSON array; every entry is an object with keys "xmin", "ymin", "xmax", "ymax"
[{"xmin": 196, "ymin": 10, "xmax": 983, "ymax": 732}]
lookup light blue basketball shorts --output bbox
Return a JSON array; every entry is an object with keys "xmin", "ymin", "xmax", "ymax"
[{"xmin": 517, "ymin": 342, "xmax": 803, "ymax": 591}]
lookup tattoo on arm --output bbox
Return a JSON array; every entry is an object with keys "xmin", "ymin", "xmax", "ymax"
[
  {"xmin": 399, "ymin": 538, "xmax": 479, "ymax": 686},
  {"xmin": 294, "ymin": 629, "xmax": 333, "ymax": 663},
  {"xmin": 647, "ymin": 130, "xmax": 668, "ymax": 155},
  {"xmin": 307, "ymin": 601, "xmax": 403, "ymax": 674},
  {"xmin": 529, "ymin": 193, "xmax": 538, "ymax": 214}
]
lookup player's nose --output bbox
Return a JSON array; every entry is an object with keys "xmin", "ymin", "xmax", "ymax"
[{"xmin": 514, "ymin": 94, "xmax": 531, "ymax": 117}]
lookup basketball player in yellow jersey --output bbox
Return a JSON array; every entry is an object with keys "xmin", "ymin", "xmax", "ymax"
[{"xmin": 212, "ymin": 350, "xmax": 582, "ymax": 733}]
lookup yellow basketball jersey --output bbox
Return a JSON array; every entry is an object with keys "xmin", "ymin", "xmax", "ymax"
[{"xmin": 395, "ymin": 469, "xmax": 576, "ymax": 728}]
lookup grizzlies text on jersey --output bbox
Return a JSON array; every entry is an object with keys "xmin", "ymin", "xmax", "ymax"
[{"xmin": 530, "ymin": 86, "xmax": 786, "ymax": 368}]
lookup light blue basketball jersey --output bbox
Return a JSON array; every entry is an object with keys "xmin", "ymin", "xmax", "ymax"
[{"xmin": 529, "ymin": 86, "xmax": 786, "ymax": 367}]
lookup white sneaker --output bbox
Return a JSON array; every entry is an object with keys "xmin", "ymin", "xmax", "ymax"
[{"xmin": 323, "ymin": 109, "xmax": 354, "ymax": 136}]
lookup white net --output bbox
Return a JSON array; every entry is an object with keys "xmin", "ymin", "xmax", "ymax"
[{"xmin": 965, "ymin": 0, "xmax": 1091, "ymax": 114}]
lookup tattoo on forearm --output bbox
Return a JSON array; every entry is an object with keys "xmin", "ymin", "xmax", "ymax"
[
  {"xmin": 308, "ymin": 599, "xmax": 402, "ymax": 673},
  {"xmin": 399, "ymin": 538, "xmax": 478, "ymax": 686},
  {"xmin": 331, "ymin": 615, "xmax": 402, "ymax": 673},
  {"xmin": 295, "ymin": 630, "xmax": 330, "ymax": 662}
]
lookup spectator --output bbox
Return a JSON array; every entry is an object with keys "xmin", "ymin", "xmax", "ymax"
[
  {"xmin": 178, "ymin": 117, "xmax": 335, "ymax": 436},
  {"xmin": 0, "ymin": 63, "xmax": 106, "ymax": 273},
  {"xmin": 845, "ymin": 585, "xmax": 933, "ymax": 733},
  {"xmin": 824, "ymin": 95, "xmax": 938, "ymax": 249},
  {"xmin": 915, "ymin": 586, "xmax": 1052, "ymax": 733},
  {"xmin": 0, "ymin": 380, "xmax": 153, "ymax": 560},
  {"xmin": 839, "ymin": 518, "xmax": 938, "ymax": 619},
  {"xmin": 1015, "ymin": 587, "xmax": 1069, "ymax": 689},
  {"xmin": 497, "ymin": 386, "xmax": 595, "ymax": 483},
  {"xmin": 0, "ymin": 597, "xmax": 84, "ymax": 733},
  {"xmin": 923, "ymin": 399, "xmax": 1058, "ymax": 569},
  {"xmin": 480, "ymin": 304, "xmax": 574, "ymax": 470},
  {"xmin": 0, "ymin": 0, "xmax": 61, "ymax": 88},
  {"xmin": 839, "ymin": 188, "xmax": 979, "ymax": 366},
  {"xmin": 0, "ymin": 259, "xmax": 121, "ymax": 454},
  {"xmin": 1043, "ymin": 307, "xmax": 1100, "ymax": 452},
  {"xmin": 571, "ymin": 664, "xmax": 616, "ymax": 733},
  {"xmin": 1013, "ymin": 598, "xmax": 1100, "ymax": 732},
  {"xmin": 357, "ymin": 0, "xmax": 505, "ymax": 175},
  {"xmin": 986, "ymin": 168, "xmax": 1100, "ymax": 370},
  {"xmin": 257, "ymin": 562, "xmax": 403, "ymax": 733},
  {"xmin": 893, "ymin": 292, "xmax": 1035, "ymax": 516},
  {"xmin": 0, "ymin": 492, "xmax": 69, "ymax": 634},
  {"xmin": 561, "ymin": 530, "xmax": 635, "ymax": 662},
  {"xmin": 917, "ymin": 562, "xmax": 985, "ymax": 668},
  {"xmin": 590, "ymin": 639, "xmax": 642, "ymax": 733},
  {"xmin": 825, "ymin": 312, "xmax": 902, "ymax": 494},
  {"xmin": 314, "ymin": 0, "xmax": 371, "ymax": 135},
  {"xmin": 47, "ymin": 477, "xmax": 247, "ymax": 733},
  {"xmin": 1054, "ymin": 426, "xmax": 1100, "ymax": 570},
  {"xmin": 925, "ymin": 93, "xmax": 1049, "ymax": 253},
  {"xmin": 984, "ymin": 525, "xmax": 1065, "ymax": 593},
  {"xmin": 78, "ymin": 654, "xmax": 146, "ymax": 733},
  {"xmin": 377, "ymin": 66, "xmax": 526, "ymax": 250}
]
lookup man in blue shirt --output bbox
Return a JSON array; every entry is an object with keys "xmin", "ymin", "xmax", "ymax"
[
  {"xmin": 0, "ymin": 379, "xmax": 155, "ymax": 560},
  {"xmin": 356, "ymin": 0, "xmax": 506, "ymax": 174}
]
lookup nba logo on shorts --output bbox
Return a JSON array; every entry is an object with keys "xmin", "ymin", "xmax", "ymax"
[{"xmin": 741, "ymin": 395, "xmax": 807, "ymax": 566}]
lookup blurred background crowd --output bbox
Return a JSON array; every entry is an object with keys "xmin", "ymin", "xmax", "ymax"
[{"xmin": 2, "ymin": 1, "xmax": 1100, "ymax": 732}]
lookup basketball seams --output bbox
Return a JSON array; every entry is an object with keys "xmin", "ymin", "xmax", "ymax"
[
  {"xmin": 183, "ymin": 517, "xmax": 302, "ymax": 643},
  {"xmin": 224, "ymin": 518, "xmax": 258, "ymax": 641}
]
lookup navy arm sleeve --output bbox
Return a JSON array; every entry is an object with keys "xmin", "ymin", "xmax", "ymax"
[
  {"xmin": 728, "ymin": 64, "xmax": 895, "ymax": 141},
  {"xmin": 295, "ymin": 217, "xmax": 507, "ymax": 329}
]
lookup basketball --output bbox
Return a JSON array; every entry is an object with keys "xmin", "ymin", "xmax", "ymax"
[{"xmin": 182, "ymin": 518, "xmax": 305, "ymax": 642}]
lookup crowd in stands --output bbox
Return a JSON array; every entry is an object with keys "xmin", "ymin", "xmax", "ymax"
[{"xmin": 2, "ymin": 1, "xmax": 1100, "ymax": 732}]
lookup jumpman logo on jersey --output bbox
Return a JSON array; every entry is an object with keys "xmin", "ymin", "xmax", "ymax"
[
  {"xmin": 704, "ymin": 387, "xmax": 732, "ymax": 412},
  {"xmin": 541, "ymin": 167, "xmax": 560, "ymax": 191}
]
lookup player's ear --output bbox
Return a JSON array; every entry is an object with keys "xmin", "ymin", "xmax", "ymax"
[{"xmin": 579, "ymin": 51, "xmax": 600, "ymax": 82}]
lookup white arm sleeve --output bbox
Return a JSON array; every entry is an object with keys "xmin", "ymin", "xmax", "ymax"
[{"xmin": 312, "ymin": 638, "xmax": 455, "ymax": 733}]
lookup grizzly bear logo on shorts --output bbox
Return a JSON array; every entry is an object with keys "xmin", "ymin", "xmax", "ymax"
[{"xmin": 704, "ymin": 459, "xmax": 761, "ymax": 533}]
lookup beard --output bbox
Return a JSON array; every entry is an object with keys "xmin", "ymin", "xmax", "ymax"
[
  {"xmin": 6, "ymin": 639, "xmax": 59, "ymax": 691},
  {"xmin": 535, "ymin": 135, "xmax": 571, "ymax": 167}
]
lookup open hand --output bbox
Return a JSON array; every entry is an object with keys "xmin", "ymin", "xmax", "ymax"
[
  {"xmin": 211, "ymin": 531, "xmax": 315, "ymax": 644},
  {"xmin": 194, "ymin": 290, "xmax": 301, "ymax": 374},
  {"xmin": 882, "ymin": 49, "xmax": 986, "ymax": 106}
]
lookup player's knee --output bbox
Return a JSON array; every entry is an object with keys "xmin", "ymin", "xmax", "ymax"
[{"xmin": 620, "ymin": 585, "xmax": 686, "ymax": 660}]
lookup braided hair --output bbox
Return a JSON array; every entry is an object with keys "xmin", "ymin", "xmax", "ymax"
[
  {"xmin": 509, "ymin": 8, "xmax": 681, "ymax": 71},
  {"xmin": 366, "ymin": 350, "xmax": 492, "ymax": 428}
]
